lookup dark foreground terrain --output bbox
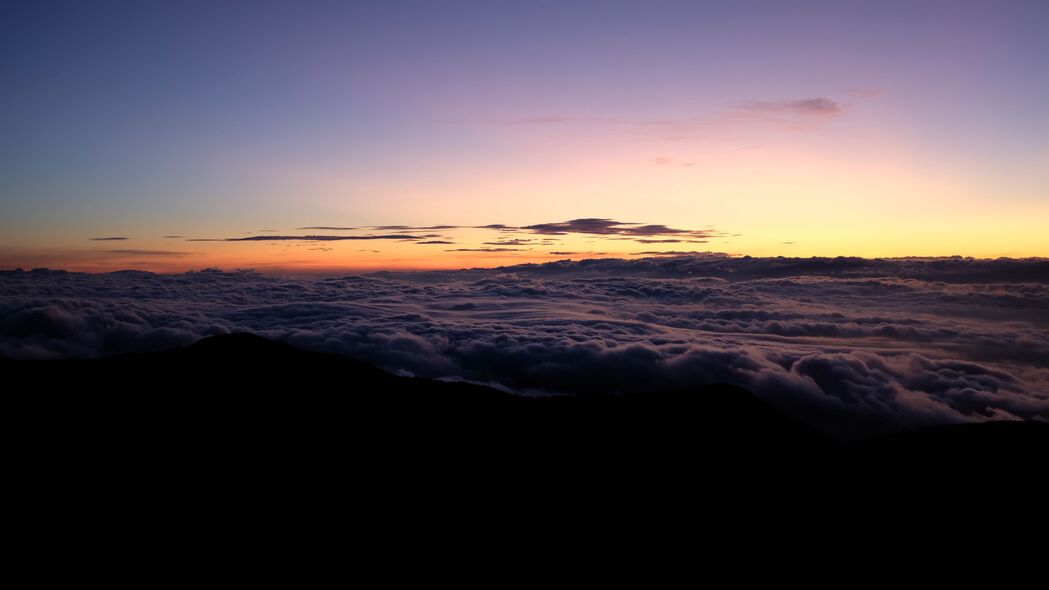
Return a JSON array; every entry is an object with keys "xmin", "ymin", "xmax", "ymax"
[{"xmin": 6, "ymin": 334, "xmax": 1048, "ymax": 586}]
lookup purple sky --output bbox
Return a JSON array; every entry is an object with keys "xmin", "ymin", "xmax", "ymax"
[{"xmin": 2, "ymin": 1, "xmax": 1047, "ymax": 270}]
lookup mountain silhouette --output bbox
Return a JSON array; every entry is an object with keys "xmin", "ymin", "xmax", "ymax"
[{"xmin": 6, "ymin": 333, "xmax": 1047, "ymax": 586}]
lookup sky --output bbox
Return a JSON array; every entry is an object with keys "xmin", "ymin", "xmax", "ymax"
[{"xmin": 2, "ymin": 0, "xmax": 1048, "ymax": 272}]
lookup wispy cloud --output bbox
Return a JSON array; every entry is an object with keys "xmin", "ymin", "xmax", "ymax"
[
  {"xmin": 173, "ymin": 218, "xmax": 725, "ymax": 254},
  {"xmin": 494, "ymin": 115, "xmax": 587, "ymax": 125},
  {"xmin": 479, "ymin": 93, "xmax": 851, "ymax": 136},
  {"xmin": 483, "ymin": 239, "xmax": 535, "ymax": 246},
  {"xmin": 738, "ymin": 98, "xmax": 842, "ymax": 116},
  {"xmin": 633, "ymin": 250, "xmax": 706, "ymax": 256},
  {"xmin": 653, "ymin": 157, "xmax": 695, "ymax": 167},
  {"xmin": 370, "ymin": 225, "xmax": 461, "ymax": 231},
  {"xmin": 445, "ymin": 248, "xmax": 525, "ymax": 252},
  {"xmin": 297, "ymin": 226, "xmax": 357, "ymax": 230},
  {"xmin": 90, "ymin": 237, "xmax": 128, "ymax": 241},
  {"xmin": 191, "ymin": 234, "xmax": 424, "ymax": 242},
  {"xmin": 844, "ymin": 88, "xmax": 884, "ymax": 98},
  {"xmin": 107, "ymin": 249, "xmax": 190, "ymax": 256}
]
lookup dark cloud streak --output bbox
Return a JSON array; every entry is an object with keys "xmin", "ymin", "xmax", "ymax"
[
  {"xmin": 185, "ymin": 218, "xmax": 724, "ymax": 248},
  {"xmin": 206, "ymin": 234, "xmax": 424, "ymax": 242},
  {"xmin": 521, "ymin": 218, "xmax": 715, "ymax": 239},
  {"xmin": 445, "ymin": 248, "xmax": 525, "ymax": 252},
  {"xmin": 107, "ymin": 250, "xmax": 189, "ymax": 257}
]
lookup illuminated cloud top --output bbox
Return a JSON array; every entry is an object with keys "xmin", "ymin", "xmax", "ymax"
[{"xmin": 4, "ymin": 255, "xmax": 1047, "ymax": 436}]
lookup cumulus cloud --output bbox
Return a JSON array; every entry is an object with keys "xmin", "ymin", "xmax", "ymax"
[{"xmin": 2, "ymin": 257, "xmax": 1047, "ymax": 437}]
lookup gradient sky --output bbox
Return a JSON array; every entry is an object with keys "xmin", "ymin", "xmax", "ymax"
[{"xmin": 2, "ymin": 0, "xmax": 1047, "ymax": 272}]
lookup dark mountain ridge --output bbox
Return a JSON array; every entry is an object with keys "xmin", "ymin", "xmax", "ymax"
[{"xmin": 6, "ymin": 333, "xmax": 1047, "ymax": 586}]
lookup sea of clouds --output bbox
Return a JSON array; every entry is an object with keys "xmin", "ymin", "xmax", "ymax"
[{"xmin": 3, "ymin": 255, "xmax": 1047, "ymax": 436}]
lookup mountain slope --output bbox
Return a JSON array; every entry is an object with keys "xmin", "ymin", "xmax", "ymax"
[{"xmin": 6, "ymin": 334, "xmax": 1047, "ymax": 586}]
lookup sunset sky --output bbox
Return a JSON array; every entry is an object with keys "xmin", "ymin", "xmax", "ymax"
[{"xmin": 2, "ymin": 0, "xmax": 1047, "ymax": 272}]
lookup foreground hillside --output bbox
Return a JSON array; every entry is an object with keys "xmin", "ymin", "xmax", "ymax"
[{"xmin": 6, "ymin": 334, "xmax": 1047, "ymax": 586}]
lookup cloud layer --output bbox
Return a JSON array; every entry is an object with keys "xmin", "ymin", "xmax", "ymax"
[{"xmin": 2, "ymin": 256, "xmax": 1047, "ymax": 436}]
